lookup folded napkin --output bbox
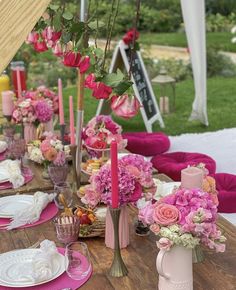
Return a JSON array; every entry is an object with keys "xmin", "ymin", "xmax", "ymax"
[
  {"xmin": 0, "ymin": 140, "xmax": 7, "ymax": 153},
  {"xmin": 153, "ymin": 179, "xmax": 181, "ymax": 199},
  {"xmin": 7, "ymin": 191, "xmax": 55, "ymax": 230},
  {"xmin": 0, "ymin": 159, "xmax": 24, "ymax": 188},
  {"xmin": 14, "ymin": 240, "xmax": 61, "ymax": 283}
]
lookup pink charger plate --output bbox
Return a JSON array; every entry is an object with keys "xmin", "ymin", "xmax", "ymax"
[
  {"xmin": 0, "ymin": 248, "xmax": 93, "ymax": 290},
  {"xmin": 0, "ymin": 166, "xmax": 34, "ymax": 190},
  {"xmin": 0, "ymin": 202, "xmax": 58, "ymax": 230},
  {"xmin": 0, "ymin": 151, "xmax": 7, "ymax": 162}
]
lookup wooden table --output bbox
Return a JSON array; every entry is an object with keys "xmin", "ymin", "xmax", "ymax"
[
  {"xmin": 0, "ymin": 167, "xmax": 235, "ymax": 290},
  {"xmin": 0, "ymin": 205, "xmax": 235, "ymax": 290}
]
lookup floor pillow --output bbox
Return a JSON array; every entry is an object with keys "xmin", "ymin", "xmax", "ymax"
[
  {"xmin": 122, "ymin": 132, "xmax": 170, "ymax": 157},
  {"xmin": 151, "ymin": 152, "xmax": 216, "ymax": 181},
  {"xmin": 214, "ymin": 173, "xmax": 236, "ymax": 213}
]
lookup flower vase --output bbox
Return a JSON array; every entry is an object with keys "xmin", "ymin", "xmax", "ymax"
[
  {"xmin": 105, "ymin": 205, "xmax": 129, "ymax": 249},
  {"xmin": 42, "ymin": 166, "xmax": 50, "ymax": 179},
  {"xmin": 156, "ymin": 245, "xmax": 193, "ymax": 290},
  {"xmin": 44, "ymin": 118, "xmax": 54, "ymax": 133},
  {"xmin": 23, "ymin": 123, "xmax": 37, "ymax": 143}
]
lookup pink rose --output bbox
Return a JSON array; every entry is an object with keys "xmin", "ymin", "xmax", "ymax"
[
  {"xmin": 156, "ymin": 238, "xmax": 173, "ymax": 251},
  {"xmin": 40, "ymin": 139, "xmax": 51, "ymax": 153},
  {"xmin": 153, "ymin": 203, "xmax": 180, "ymax": 226},
  {"xmin": 85, "ymin": 127, "xmax": 95, "ymax": 137},
  {"xmin": 150, "ymin": 223, "xmax": 160, "ymax": 235}
]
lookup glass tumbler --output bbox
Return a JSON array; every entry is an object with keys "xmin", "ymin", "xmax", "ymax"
[
  {"xmin": 54, "ymin": 182, "xmax": 73, "ymax": 209},
  {"xmin": 54, "ymin": 216, "xmax": 80, "ymax": 244},
  {"xmin": 48, "ymin": 163, "xmax": 69, "ymax": 185},
  {"xmin": 65, "ymin": 242, "xmax": 92, "ymax": 280}
]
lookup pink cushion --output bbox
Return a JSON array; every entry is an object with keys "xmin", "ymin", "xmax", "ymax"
[
  {"xmin": 214, "ymin": 173, "xmax": 236, "ymax": 213},
  {"xmin": 151, "ymin": 152, "xmax": 216, "ymax": 181},
  {"xmin": 122, "ymin": 132, "xmax": 170, "ymax": 157}
]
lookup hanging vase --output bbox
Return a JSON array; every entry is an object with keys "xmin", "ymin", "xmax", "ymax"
[
  {"xmin": 23, "ymin": 122, "xmax": 37, "ymax": 144},
  {"xmin": 105, "ymin": 205, "xmax": 129, "ymax": 249},
  {"xmin": 156, "ymin": 245, "xmax": 193, "ymax": 290}
]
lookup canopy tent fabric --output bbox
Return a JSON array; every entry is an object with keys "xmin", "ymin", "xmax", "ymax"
[
  {"xmin": 181, "ymin": 0, "xmax": 208, "ymax": 126},
  {"xmin": 0, "ymin": 0, "xmax": 50, "ymax": 74}
]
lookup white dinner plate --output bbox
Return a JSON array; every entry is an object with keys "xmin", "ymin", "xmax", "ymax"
[
  {"xmin": 0, "ymin": 195, "xmax": 33, "ymax": 218},
  {"xmin": 0, "ymin": 249, "xmax": 65, "ymax": 287}
]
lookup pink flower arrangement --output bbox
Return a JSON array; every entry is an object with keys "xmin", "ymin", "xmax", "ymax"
[
  {"xmin": 81, "ymin": 154, "xmax": 155, "ymax": 208},
  {"xmin": 12, "ymin": 97, "xmax": 53, "ymax": 125},
  {"xmin": 28, "ymin": 133, "xmax": 70, "ymax": 166},
  {"xmin": 139, "ymin": 188, "xmax": 226, "ymax": 252},
  {"xmin": 83, "ymin": 115, "xmax": 127, "ymax": 150}
]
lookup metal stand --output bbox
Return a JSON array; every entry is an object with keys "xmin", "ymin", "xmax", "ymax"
[
  {"xmin": 70, "ymin": 144, "xmax": 79, "ymax": 190},
  {"xmin": 76, "ymin": 110, "xmax": 84, "ymax": 186},
  {"xmin": 60, "ymin": 124, "xmax": 66, "ymax": 145},
  {"xmin": 109, "ymin": 207, "xmax": 128, "ymax": 277}
]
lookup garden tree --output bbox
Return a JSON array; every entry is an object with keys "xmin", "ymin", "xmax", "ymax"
[{"xmin": 206, "ymin": 0, "xmax": 236, "ymax": 16}]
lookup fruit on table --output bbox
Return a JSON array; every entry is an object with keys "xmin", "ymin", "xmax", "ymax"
[{"xmin": 75, "ymin": 207, "xmax": 96, "ymax": 225}]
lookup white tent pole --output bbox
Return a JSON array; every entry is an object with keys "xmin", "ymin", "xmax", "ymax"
[{"xmin": 180, "ymin": 0, "xmax": 208, "ymax": 126}]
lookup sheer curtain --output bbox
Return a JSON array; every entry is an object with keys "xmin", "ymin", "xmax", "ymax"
[{"xmin": 180, "ymin": 0, "xmax": 208, "ymax": 126}]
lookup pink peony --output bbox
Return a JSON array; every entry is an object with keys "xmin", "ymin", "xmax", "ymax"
[
  {"xmin": 156, "ymin": 238, "xmax": 173, "ymax": 251},
  {"xmin": 85, "ymin": 74, "xmax": 97, "ymax": 89},
  {"xmin": 92, "ymin": 82, "xmax": 112, "ymax": 99},
  {"xmin": 79, "ymin": 56, "xmax": 90, "ymax": 73},
  {"xmin": 40, "ymin": 139, "xmax": 51, "ymax": 153},
  {"xmin": 53, "ymin": 151, "xmax": 66, "ymax": 166},
  {"xmin": 111, "ymin": 94, "xmax": 140, "ymax": 119},
  {"xmin": 153, "ymin": 203, "xmax": 180, "ymax": 226}
]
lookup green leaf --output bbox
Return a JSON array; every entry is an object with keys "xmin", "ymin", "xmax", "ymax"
[
  {"xmin": 70, "ymin": 22, "xmax": 84, "ymax": 33},
  {"xmin": 94, "ymin": 48, "xmax": 104, "ymax": 58},
  {"xmin": 61, "ymin": 32, "xmax": 72, "ymax": 44},
  {"xmin": 62, "ymin": 12, "xmax": 74, "ymax": 21},
  {"xmin": 49, "ymin": 4, "xmax": 60, "ymax": 11},
  {"xmin": 53, "ymin": 13, "xmax": 61, "ymax": 31},
  {"xmin": 113, "ymin": 81, "xmax": 133, "ymax": 95},
  {"xmin": 88, "ymin": 21, "xmax": 105, "ymax": 30},
  {"xmin": 102, "ymin": 70, "xmax": 124, "ymax": 87}
]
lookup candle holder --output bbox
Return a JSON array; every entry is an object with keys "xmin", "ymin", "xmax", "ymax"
[
  {"xmin": 60, "ymin": 124, "xmax": 66, "ymax": 145},
  {"xmin": 109, "ymin": 207, "xmax": 128, "ymax": 277},
  {"xmin": 70, "ymin": 144, "xmax": 80, "ymax": 190}
]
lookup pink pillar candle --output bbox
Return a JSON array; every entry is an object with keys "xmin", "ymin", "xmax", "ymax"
[
  {"xmin": 111, "ymin": 140, "xmax": 119, "ymax": 208},
  {"xmin": 69, "ymin": 95, "xmax": 75, "ymax": 145},
  {"xmin": 181, "ymin": 166, "xmax": 203, "ymax": 190},
  {"xmin": 58, "ymin": 78, "xmax": 65, "ymax": 125},
  {"xmin": 2, "ymin": 90, "xmax": 14, "ymax": 116},
  {"xmin": 16, "ymin": 68, "xmax": 22, "ymax": 98}
]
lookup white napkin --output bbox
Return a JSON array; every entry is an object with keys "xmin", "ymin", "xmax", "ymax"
[
  {"xmin": 7, "ymin": 191, "xmax": 55, "ymax": 230},
  {"xmin": 0, "ymin": 140, "xmax": 7, "ymax": 153},
  {"xmin": 153, "ymin": 178, "xmax": 181, "ymax": 200},
  {"xmin": 0, "ymin": 159, "xmax": 24, "ymax": 188},
  {"xmin": 14, "ymin": 240, "xmax": 61, "ymax": 283}
]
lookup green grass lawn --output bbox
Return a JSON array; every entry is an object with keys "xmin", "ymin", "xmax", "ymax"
[
  {"xmin": 139, "ymin": 32, "xmax": 236, "ymax": 52},
  {"xmin": 62, "ymin": 76, "xmax": 236, "ymax": 136}
]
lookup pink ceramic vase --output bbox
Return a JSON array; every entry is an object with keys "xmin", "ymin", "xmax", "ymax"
[
  {"xmin": 156, "ymin": 245, "xmax": 193, "ymax": 290},
  {"xmin": 105, "ymin": 205, "xmax": 130, "ymax": 249},
  {"xmin": 24, "ymin": 123, "xmax": 37, "ymax": 143},
  {"xmin": 44, "ymin": 118, "xmax": 54, "ymax": 133}
]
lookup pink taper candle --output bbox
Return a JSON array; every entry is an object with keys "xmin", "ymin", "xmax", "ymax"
[
  {"xmin": 181, "ymin": 167, "xmax": 203, "ymax": 189},
  {"xmin": 111, "ymin": 140, "xmax": 119, "ymax": 208},
  {"xmin": 69, "ymin": 95, "xmax": 75, "ymax": 145},
  {"xmin": 16, "ymin": 68, "xmax": 22, "ymax": 98},
  {"xmin": 58, "ymin": 78, "xmax": 65, "ymax": 125},
  {"xmin": 2, "ymin": 91, "xmax": 14, "ymax": 116}
]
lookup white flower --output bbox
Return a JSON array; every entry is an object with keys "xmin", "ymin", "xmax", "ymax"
[
  {"xmin": 30, "ymin": 148, "xmax": 44, "ymax": 164},
  {"xmin": 55, "ymin": 143, "xmax": 63, "ymax": 151},
  {"xmin": 169, "ymin": 224, "xmax": 180, "ymax": 233},
  {"xmin": 19, "ymin": 100, "xmax": 31, "ymax": 108},
  {"xmin": 64, "ymin": 145, "xmax": 70, "ymax": 156},
  {"xmin": 50, "ymin": 140, "xmax": 56, "ymax": 146}
]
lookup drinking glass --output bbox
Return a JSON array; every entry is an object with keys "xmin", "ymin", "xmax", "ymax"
[
  {"xmin": 48, "ymin": 163, "xmax": 69, "ymax": 185},
  {"xmin": 54, "ymin": 216, "xmax": 80, "ymax": 244},
  {"xmin": 7, "ymin": 138, "xmax": 26, "ymax": 160},
  {"xmin": 65, "ymin": 242, "xmax": 92, "ymax": 280},
  {"xmin": 54, "ymin": 182, "xmax": 73, "ymax": 209}
]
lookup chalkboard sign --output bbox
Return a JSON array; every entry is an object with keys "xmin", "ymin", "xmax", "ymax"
[
  {"xmin": 125, "ymin": 48, "xmax": 157, "ymax": 120},
  {"xmin": 96, "ymin": 41, "xmax": 164, "ymax": 132}
]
